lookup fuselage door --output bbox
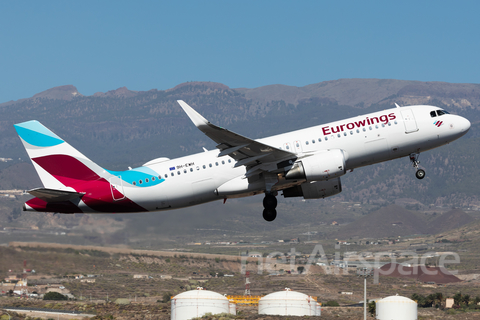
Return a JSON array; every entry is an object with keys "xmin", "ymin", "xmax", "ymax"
[
  {"xmin": 400, "ymin": 109, "xmax": 419, "ymax": 133},
  {"xmin": 109, "ymin": 176, "xmax": 126, "ymax": 201},
  {"xmin": 283, "ymin": 142, "xmax": 292, "ymax": 152}
]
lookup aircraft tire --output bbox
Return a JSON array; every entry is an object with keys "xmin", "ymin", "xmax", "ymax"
[
  {"xmin": 263, "ymin": 194, "xmax": 278, "ymax": 209},
  {"xmin": 415, "ymin": 169, "xmax": 425, "ymax": 179},
  {"xmin": 263, "ymin": 209, "xmax": 277, "ymax": 222}
]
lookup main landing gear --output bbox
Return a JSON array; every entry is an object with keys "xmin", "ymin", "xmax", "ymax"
[
  {"xmin": 410, "ymin": 153, "xmax": 425, "ymax": 180},
  {"xmin": 263, "ymin": 193, "xmax": 277, "ymax": 222}
]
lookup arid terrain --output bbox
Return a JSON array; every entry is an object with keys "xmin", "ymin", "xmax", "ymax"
[{"xmin": 1, "ymin": 240, "xmax": 480, "ymax": 319}]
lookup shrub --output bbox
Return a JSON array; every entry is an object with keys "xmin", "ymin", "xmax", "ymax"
[
  {"xmin": 163, "ymin": 292, "xmax": 172, "ymax": 303},
  {"xmin": 43, "ymin": 292, "xmax": 68, "ymax": 300}
]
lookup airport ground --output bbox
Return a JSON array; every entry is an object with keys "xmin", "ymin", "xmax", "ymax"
[{"xmin": 1, "ymin": 242, "xmax": 480, "ymax": 319}]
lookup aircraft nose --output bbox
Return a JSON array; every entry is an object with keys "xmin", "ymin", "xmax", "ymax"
[{"xmin": 459, "ymin": 116, "xmax": 471, "ymax": 133}]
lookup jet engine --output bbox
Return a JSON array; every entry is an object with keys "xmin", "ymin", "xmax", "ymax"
[{"xmin": 285, "ymin": 149, "xmax": 347, "ymax": 181}]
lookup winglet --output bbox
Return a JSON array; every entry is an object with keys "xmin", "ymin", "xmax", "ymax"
[{"xmin": 177, "ymin": 100, "xmax": 210, "ymax": 130}]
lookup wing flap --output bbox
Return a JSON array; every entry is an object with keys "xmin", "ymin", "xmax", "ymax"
[{"xmin": 28, "ymin": 188, "xmax": 84, "ymax": 203}]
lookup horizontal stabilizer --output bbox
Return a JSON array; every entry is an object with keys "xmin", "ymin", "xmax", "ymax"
[{"xmin": 28, "ymin": 188, "xmax": 84, "ymax": 203}]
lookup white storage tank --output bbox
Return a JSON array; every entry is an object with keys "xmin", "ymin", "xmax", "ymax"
[
  {"xmin": 258, "ymin": 288, "xmax": 321, "ymax": 316},
  {"xmin": 229, "ymin": 302, "xmax": 236, "ymax": 315},
  {"xmin": 376, "ymin": 295, "xmax": 417, "ymax": 320},
  {"xmin": 171, "ymin": 288, "xmax": 235, "ymax": 320}
]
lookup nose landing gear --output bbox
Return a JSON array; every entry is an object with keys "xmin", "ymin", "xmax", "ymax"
[
  {"xmin": 263, "ymin": 193, "xmax": 277, "ymax": 221},
  {"xmin": 410, "ymin": 153, "xmax": 425, "ymax": 180}
]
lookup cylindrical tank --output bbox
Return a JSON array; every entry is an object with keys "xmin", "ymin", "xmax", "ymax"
[
  {"xmin": 229, "ymin": 302, "xmax": 236, "ymax": 315},
  {"xmin": 258, "ymin": 288, "xmax": 321, "ymax": 316},
  {"xmin": 171, "ymin": 288, "xmax": 230, "ymax": 320},
  {"xmin": 376, "ymin": 295, "xmax": 417, "ymax": 320}
]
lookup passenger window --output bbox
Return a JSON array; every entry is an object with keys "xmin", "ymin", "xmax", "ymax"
[
  {"xmin": 139, "ymin": 180, "xmax": 143, "ymax": 184},
  {"xmin": 356, "ymin": 129, "xmax": 360, "ymax": 133},
  {"xmin": 215, "ymin": 162, "xmax": 218, "ymax": 166},
  {"xmin": 318, "ymin": 138, "xmax": 321, "ymax": 142},
  {"xmin": 369, "ymin": 126, "xmax": 372, "ymax": 130},
  {"xmin": 325, "ymin": 136, "xmax": 328, "ymax": 141},
  {"xmin": 177, "ymin": 171, "xmax": 181, "ymax": 175},
  {"xmin": 164, "ymin": 174, "xmax": 168, "ymax": 178},
  {"xmin": 375, "ymin": 125, "xmax": 378, "ymax": 129},
  {"xmin": 363, "ymin": 128, "xmax": 366, "ymax": 132},
  {"xmin": 184, "ymin": 169, "xmax": 187, "ymax": 174},
  {"xmin": 306, "ymin": 141, "xmax": 309, "ymax": 145},
  {"xmin": 146, "ymin": 178, "xmax": 149, "ymax": 183},
  {"xmin": 228, "ymin": 159, "xmax": 231, "ymax": 163},
  {"xmin": 286, "ymin": 145, "xmax": 290, "ymax": 150},
  {"xmin": 312, "ymin": 139, "xmax": 315, "ymax": 144},
  {"xmin": 196, "ymin": 166, "xmax": 200, "ymax": 170},
  {"xmin": 343, "ymin": 132, "xmax": 347, "ymax": 136},
  {"xmin": 337, "ymin": 133, "xmax": 341, "ymax": 138},
  {"xmin": 171, "ymin": 172, "xmax": 174, "ymax": 176},
  {"xmin": 394, "ymin": 121, "xmax": 398, "ymax": 124},
  {"xmin": 381, "ymin": 124, "xmax": 385, "ymax": 127},
  {"xmin": 190, "ymin": 168, "xmax": 193, "ymax": 172},
  {"xmin": 209, "ymin": 163, "xmax": 212, "ymax": 168},
  {"xmin": 430, "ymin": 111, "xmax": 437, "ymax": 117},
  {"xmin": 388, "ymin": 122, "xmax": 391, "ymax": 126},
  {"xmin": 296, "ymin": 143, "xmax": 299, "ymax": 147},
  {"xmin": 132, "ymin": 181, "xmax": 136, "ymax": 186},
  {"xmin": 152, "ymin": 177, "xmax": 155, "ymax": 181},
  {"xmin": 350, "ymin": 131, "xmax": 353, "ymax": 135}
]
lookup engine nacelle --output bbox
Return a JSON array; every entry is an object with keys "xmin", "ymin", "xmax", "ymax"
[
  {"xmin": 285, "ymin": 149, "xmax": 347, "ymax": 181},
  {"xmin": 283, "ymin": 178, "xmax": 342, "ymax": 199}
]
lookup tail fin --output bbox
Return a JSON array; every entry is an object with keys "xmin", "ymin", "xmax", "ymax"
[{"xmin": 14, "ymin": 120, "xmax": 104, "ymax": 189}]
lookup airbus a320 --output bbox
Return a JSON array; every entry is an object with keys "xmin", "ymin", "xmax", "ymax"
[{"xmin": 14, "ymin": 101, "xmax": 470, "ymax": 221}]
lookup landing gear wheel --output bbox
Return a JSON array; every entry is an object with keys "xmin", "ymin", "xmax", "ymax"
[
  {"xmin": 415, "ymin": 169, "xmax": 425, "ymax": 180},
  {"xmin": 263, "ymin": 209, "xmax": 277, "ymax": 222},
  {"xmin": 263, "ymin": 194, "xmax": 277, "ymax": 209},
  {"xmin": 409, "ymin": 153, "xmax": 426, "ymax": 180}
]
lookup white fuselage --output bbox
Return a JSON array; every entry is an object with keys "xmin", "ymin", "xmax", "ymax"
[{"xmin": 105, "ymin": 105, "xmax": 469, "ymax": 213}]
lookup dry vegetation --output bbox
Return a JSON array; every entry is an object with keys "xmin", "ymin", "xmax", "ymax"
[{"xmin": 2, "ymin": 243, "xmax": 480, "ymax": 319}]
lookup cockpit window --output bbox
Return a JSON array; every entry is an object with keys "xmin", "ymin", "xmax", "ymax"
[{"xmin": 431, "ymin": 109, "xmax": 450, "ymax": 117}]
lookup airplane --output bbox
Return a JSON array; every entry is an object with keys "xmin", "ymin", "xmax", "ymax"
[{"xmin": 14, "ymin": 101, "xmax": 470, "ymax": 221}]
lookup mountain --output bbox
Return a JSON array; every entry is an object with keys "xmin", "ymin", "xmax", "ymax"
[
  {"xmin": 238, "ymin": 79, "xmax": 480, "ymax": 113},
  {"xmin": 333, "ymin": 205, "xmax": 475, "ymax": 239},
  {"xmin": 428, "ymin": 209, "xmax": 475, "ymax": 234},
  {"xmin": 31, "ymin": 85, "xmax": 82, "ymax": 100}
]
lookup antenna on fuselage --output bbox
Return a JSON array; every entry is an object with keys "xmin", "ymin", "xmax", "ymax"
[{"xmin": 395, "ymin": 103, "xmax": 401, "ymax": 108}]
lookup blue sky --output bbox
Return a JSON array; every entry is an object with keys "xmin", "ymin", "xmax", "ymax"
[{"xmin": 1, "ymin": 1, "xmax": 479, "ymax": 103}]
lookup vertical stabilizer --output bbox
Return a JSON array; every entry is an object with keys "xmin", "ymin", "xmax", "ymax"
[{"xmin": 14, "ymin": 121, "xmax": 104, "ymax": 189}]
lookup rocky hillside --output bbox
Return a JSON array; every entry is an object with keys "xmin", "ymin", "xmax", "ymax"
[{"xmin": 332, "ymin": 205, "xmax": 474, "ymax": 239}]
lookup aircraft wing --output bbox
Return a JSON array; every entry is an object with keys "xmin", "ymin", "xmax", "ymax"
[{"xmin": 177, "ymin": 100, "xmax": 296, "ymax": 169}]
